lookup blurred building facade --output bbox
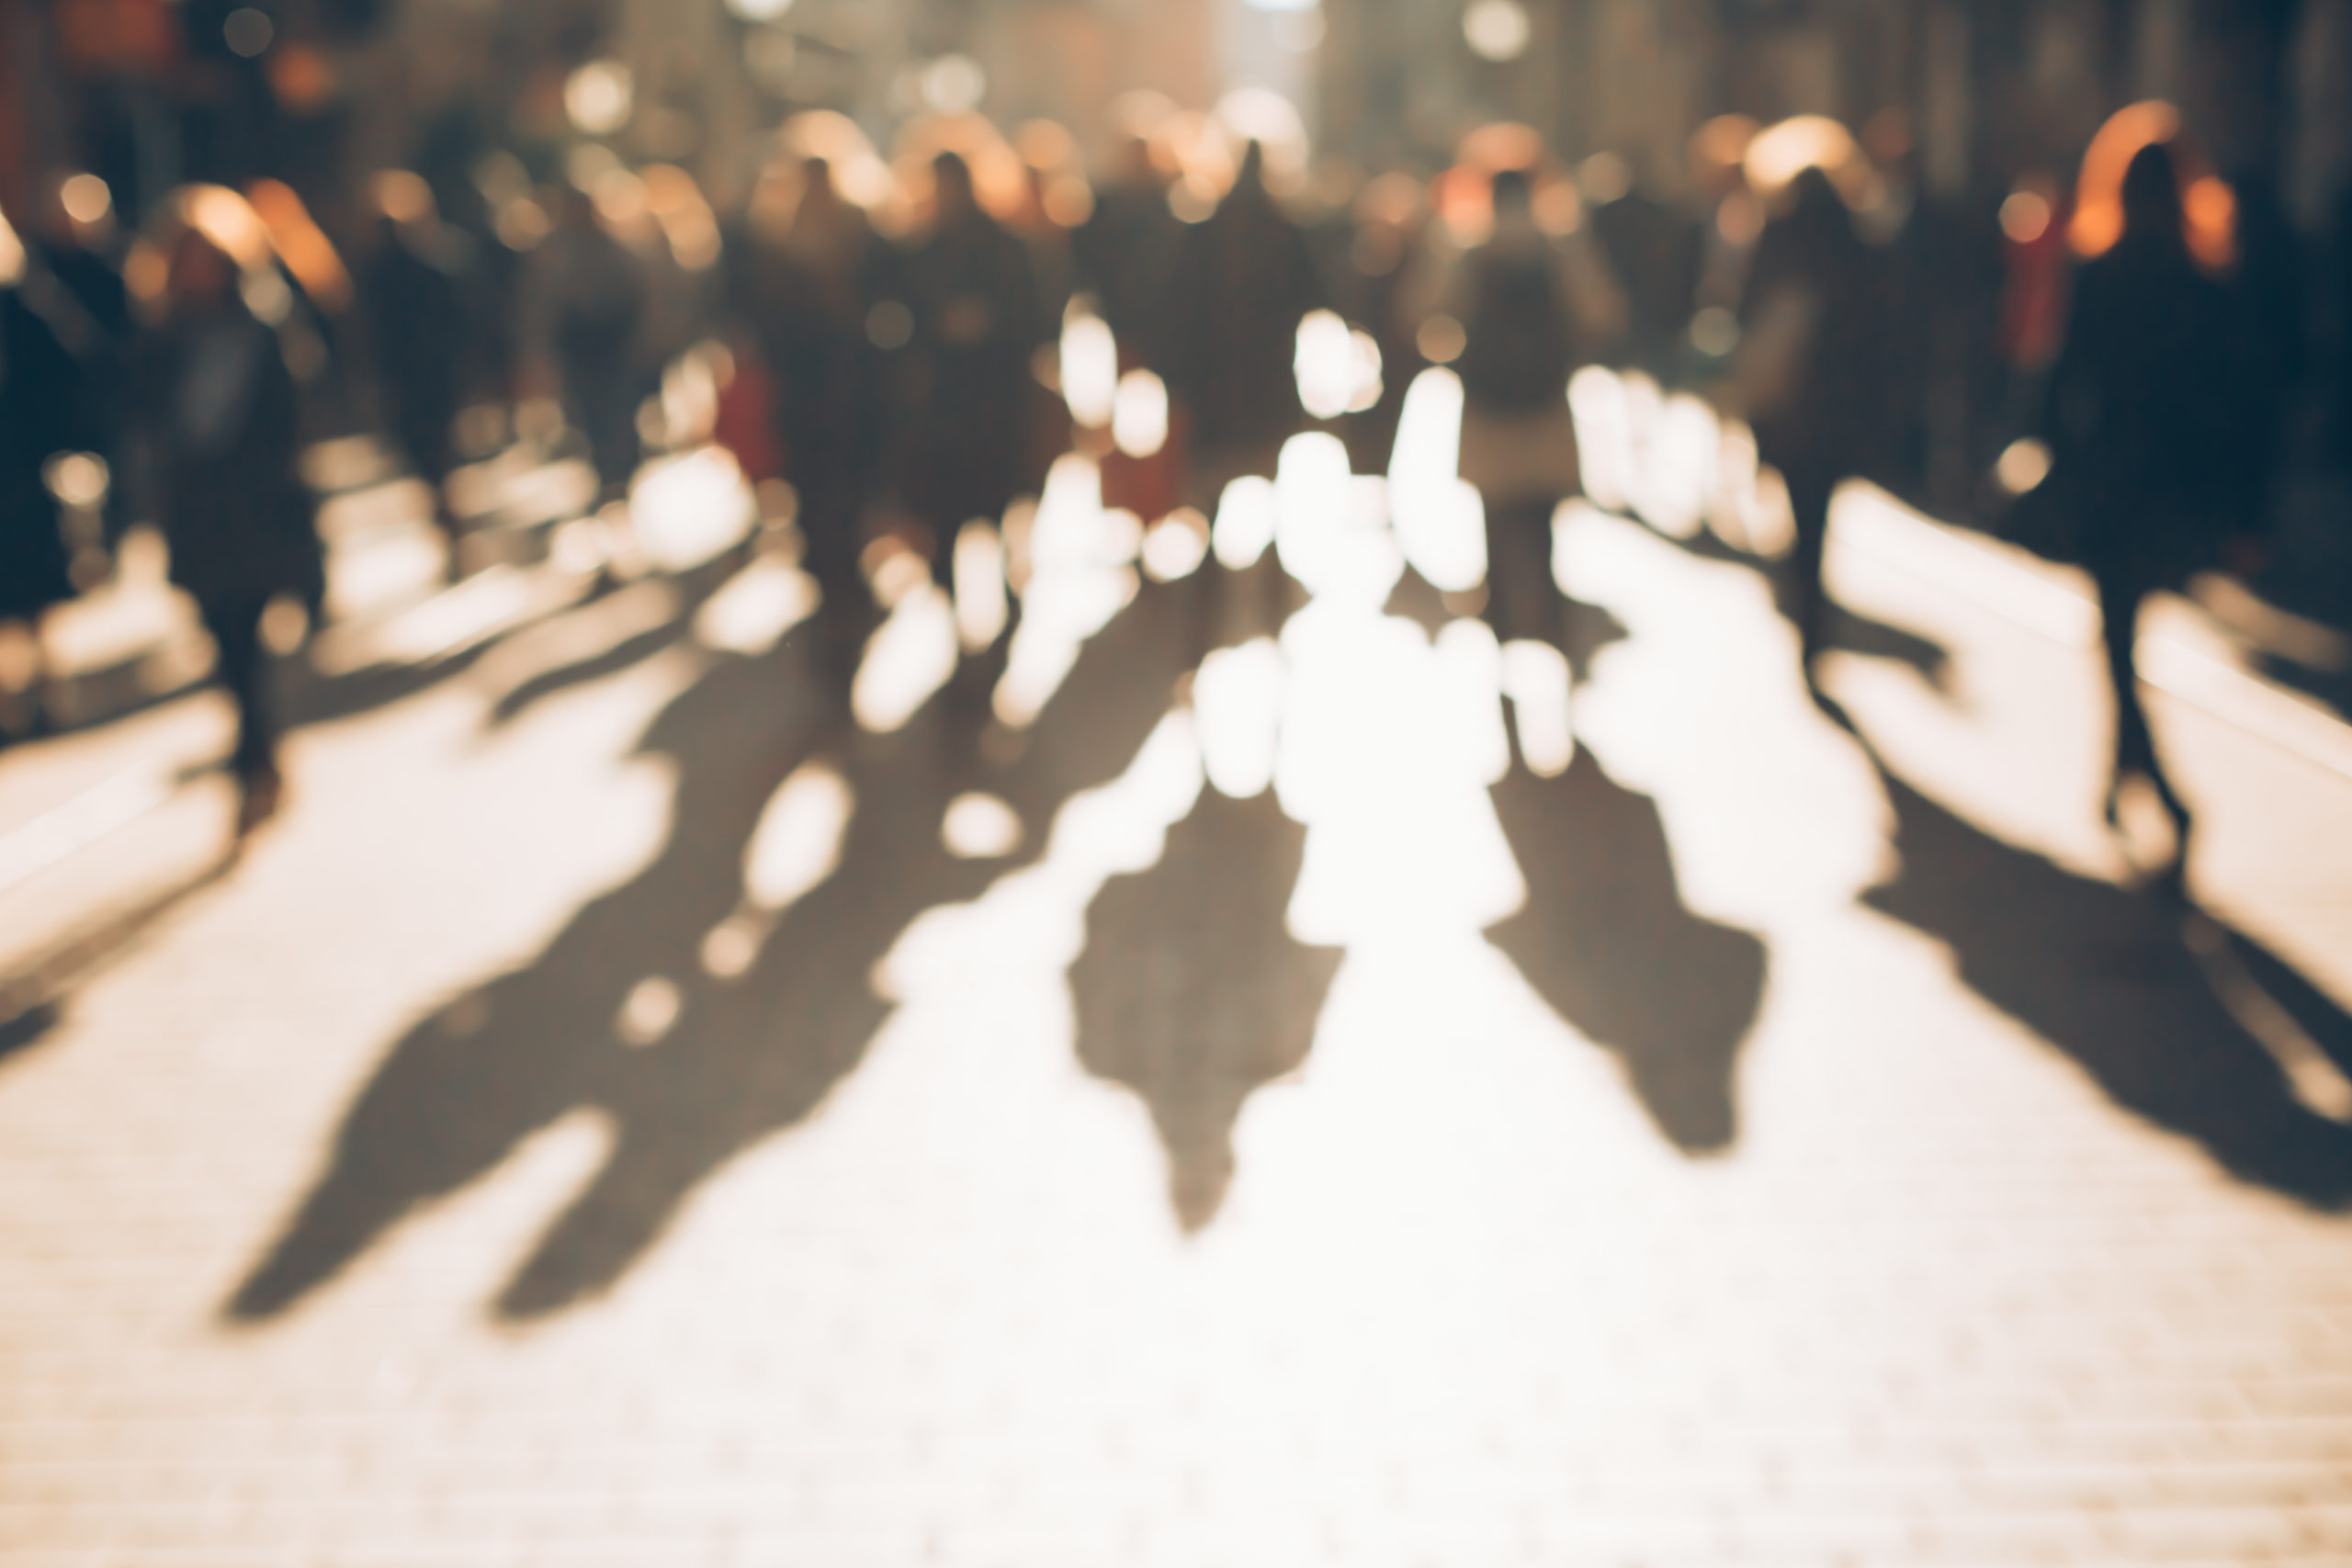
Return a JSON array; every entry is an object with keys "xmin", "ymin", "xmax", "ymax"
[{"xmin": 0, "ymin": 0, "xmax": 2346, "ymax": 238}]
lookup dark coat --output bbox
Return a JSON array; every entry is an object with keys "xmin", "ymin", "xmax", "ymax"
[
  {"xmin": 894, "ymin": 209, "xmax": 1046, "ymax": 532},
  {"xmin": 1158, "ymin": 185, "xmax": 1323, "ymax": 454},
  {"xmin": 0, "ymin": 284, "xmax": 80, "ymax": 620},
  {"xmin": 2045, "ymin": 231, "xmax": 2244, "ymax": 583},
  {"xmin": 144, "ymin": 305, "xmax": 323, "ymax": 612},
  {"xmin": 1738, "ymin": 173, "xmax": 1885, "ymax": 480},
  {"xmin": 358, "ymin": 226, "xmax": 473, "ymax": 479}
]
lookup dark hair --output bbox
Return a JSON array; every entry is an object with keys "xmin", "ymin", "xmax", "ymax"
[
  {"xmin": 2120, "ymin": 141, "xmax": 2183, "ymax": 242},
  {"xmin": 1236, "ymin": 140, "xmax": 1266, "ymax": 187},
  {"xmin": 1489, "ymin": 166, "xmax": 1533, "ymax": 211}
]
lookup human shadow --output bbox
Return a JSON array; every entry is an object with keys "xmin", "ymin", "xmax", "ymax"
[
  {"xmin": 0, "ymin": 1002, "xmax": 60, "ymax": 1068},
  {"xmin": 1857, "ymin": 746, "xmax": 2352, "ymax": 1207},
  {"xmin": 1486, "ymin": 749, "xmax": 1770, "ymax": 1153},
  {"xmin": 227, "ymin": 573, "xmax": 1198, "ymax": 1321},
  {"xmin": 1070, "ymin": 784, "xmax": 1340, "ymax": 1231},
  {"xmin": 0, "ymin": 843, "xmax": 241, "ymax": 1071}
]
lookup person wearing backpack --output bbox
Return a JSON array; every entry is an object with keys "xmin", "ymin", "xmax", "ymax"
[{"xmin": 1452, "ymin": 167, "xmax": 1586, "ymax": 647}]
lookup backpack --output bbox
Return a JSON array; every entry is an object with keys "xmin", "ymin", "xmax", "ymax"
[{"xmin": 1454, "ymin": 244, "xmax": 1574, "ymax": 413}]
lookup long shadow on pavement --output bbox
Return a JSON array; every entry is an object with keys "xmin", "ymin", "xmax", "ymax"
[
  {"xmin": 228, "ymin": 578, "xmax": 1201, "ymax": 1322},
  {"xmin": 1860, "ymin": 751, "xmax": 2352, "ymax": 1207},
  {"xmin": 1072, "ymin": 785, "xmax": 1340, "ymax": 1231},
  {"xmin": 1487, "ymin": 749, "xmax": 1770, "ymax": 1153}
]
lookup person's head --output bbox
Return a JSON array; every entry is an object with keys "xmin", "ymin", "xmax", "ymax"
[
  {"xmin": 800, "ymin": 155, "xmax": 837, "ymax": 206},
  {"xmin": 1234, "ymin": 139, "xmax": 1267, "ymax": 195},
  {"xmin": 1788, "ymin": 164, "xmax": 1841, "ymax": 219},
  {"xmin": 165, "ymin": 227, "xmax": 238, "ymax": 316},
  {"xmin": 555, "ymin": 179, "xmax": 599, "ymax": 230},
  {"xmin": 933, "ymin": 152, "xmax": 976, "ymax": 223},
  {"xmin": 1489, "ymin": 165, "xmax": 1534, "ymax": 220},
  {"xmin": 1111, "ymin": 131, "xmax": 1156, "ymax": 186},
  {"xmin": 2120, "ymin": 141, "xmax": 2184, "ymax": 245}
]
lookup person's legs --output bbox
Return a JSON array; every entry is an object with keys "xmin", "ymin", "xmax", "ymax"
[
  {"xmin": 1781, "ymin": 464, "xmax": 1835, "ymax": 671},
  {"xmin": 2096, "ymin": 572, "xmax": 2156, "ymax": 782},
  {"xmin": 2095, "ymin": 567, "xmax": 2193, "ymax": 862},
  {"xmin": 203, "ymin": 598, "xmax": 281, "ymax": 827},
  {"xmin": 1482, "ymin": 497, "xmax": 1559, "ymax": 648},
  {"xmin": 394, "ymin": 392, "xmax": 465, "ymax": 577}
]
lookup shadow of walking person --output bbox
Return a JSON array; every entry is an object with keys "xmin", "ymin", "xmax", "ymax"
[
  {"xmin": 1071, "ymin": 785, "xmax": 1340, "ymax": 1232},
  {"xmin": 228, "ymin": 576, "xmax": 1199, "ymax": 1322},
  {"xmin": 1486, "ymin": 749, "xmax": 1770, "ymax": 1154},
  {"xmin": 1860, "ymin": 759, "xmax": 2352, "ymax": 1208}
]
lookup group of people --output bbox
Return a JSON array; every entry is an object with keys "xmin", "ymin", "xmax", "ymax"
[{"xmin": 0, "ymin": 107, "xmax": 2301, "ymax": 878}]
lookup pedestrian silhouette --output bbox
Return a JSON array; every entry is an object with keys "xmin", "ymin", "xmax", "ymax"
[
  {"xmin": 1582, "ymin": 154, "xmax": 1702, "ymax": 378},
  {"xmin": 0, "ymin": 207, "xmax": 83, "ymax": 742},
  {"xmin": 1737, "ymin": 164, "xmax": 1880, "ymax": 673},
  {"xmin": 2043, "ymin": 141, "xmax": 2246, "ymax": 878},
  {"xmin": 893, "ymin": 151, "xmax": 1047, "ymax": 580},
  {"xmin": 732, "ymin": 154, "xmax": 887, "ymax": 627},
  {"xmin": 356, "ymin": 171, "xmax": 474, "ymax": 565},
  {"xmin": 1071, "ymin": 131, "xmax": 1178, "ymax": 363},
  {"xmin": 1159, "ymin": 141, "xmax": 1324, "ymax": 499},
  {"xmin": 139, "ymin": 197, "xmax": 324, "ymax": 833},
  {"xmin": 526, "ymin": 182, "xmax": 650, "ymax": 505}
]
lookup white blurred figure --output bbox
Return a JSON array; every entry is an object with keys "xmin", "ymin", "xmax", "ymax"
[{"xmin": 1387, "ymin": 367, "xmax": 1489, "ymax": 600}]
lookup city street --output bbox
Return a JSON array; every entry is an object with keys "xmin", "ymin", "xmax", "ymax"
[{"xmin": 4, "ymin": 378, "xmax": 2352, "ymax": 1565}]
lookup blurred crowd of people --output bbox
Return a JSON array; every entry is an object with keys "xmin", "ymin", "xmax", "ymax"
[{"xmin": 0, "ymin": 93, "xmax": 2328, "ymax": 873}]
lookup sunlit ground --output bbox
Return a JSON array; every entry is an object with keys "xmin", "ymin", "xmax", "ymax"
[{"xmin": 2, "ymin": 365, "xmax": 2350, "ymax": 1562}]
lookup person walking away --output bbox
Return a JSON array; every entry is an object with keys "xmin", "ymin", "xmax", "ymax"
[
  {"xmin": 1072, "ymin": 131, "xmax": 1178, "ymax": 367},
  {"xmin": 1583, "ymin": 153, "xmax": 1702, "ymax": 378},
  {"xmin": 2043, "ymin": 142, "xmax": 2247, "ymax": 883},
  {"xmin": 35, "ymin": 175, "xmax": 138, "ymax": 548},
  {"xmin": 2223, "ymin": 171, "xmax": 2303, "ymax": 554},
  {"xmin": 893, "ymin": 152, "xmax": 1046, "ymax": 583},
  {"xmin": 357, "ymin": 170, "xmax": 474, "ymax": 571},
  {"xmin": 526, "ymin": 182, "xmax": 650, "ymax": 506},
  {"xmin": 1450, "ymin": 167, "xmax": 1584, "ymax": 647},
  {"xmin": 141, "ymin": 211, "xmax": 324, "ymax": 833},
  {"xmin": 1157, "ymin": 141, "xmax": 1324, "ymax": 502},
  {"xmin": 732, "ymin": 155, "xmax": 885, "ymax": 622},
  {"xmin": 0, "ymin": 207, "xmax": 84, "ymax": 743},
  {"xmin": 1736, "ymin": 164, "xmax": 1881, "ymax": 675}
]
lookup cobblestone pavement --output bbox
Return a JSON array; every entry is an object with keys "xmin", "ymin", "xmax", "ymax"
[{"xmin": 4, "ymin": 400, "xmax": 2352, "ymax": 1565}]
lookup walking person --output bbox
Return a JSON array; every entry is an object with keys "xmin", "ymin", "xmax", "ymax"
[
  {"xmin": 357, "ymin": 170, "xmax": 476, "ymax": 570},
  {"xmin": 1736, "ymin": 164, "xmax": 1883, "ymax": 676},
  {"xmin": 893, "ymin": 152, "xmax": 1046, "ymax": 582},
  {"xmin": 526, "ymin": 182, "xmax": 650, "ymax": 506},
  {"xmin": 141, "ymin": 198, "xmax": 324, "ymax": 834},
  {"xmin": 0, "ymin": 206, "xmax": 83, "ymax": 744},
  {"xmin": 732, "ymin": 155, "xmax": 886, "ymax": 620},
  {"xmin": 1158, "ymin": 141, "xmax": 1325, "ymax": 502},
  {"xmin": 2043, "ymin": 142, "xmax": 2248, "ymax": 884}
]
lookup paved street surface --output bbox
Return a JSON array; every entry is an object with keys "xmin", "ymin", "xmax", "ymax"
[{"xmin": 4, "ymin": 378, "xmax": 2352, "ymax": 1565}]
